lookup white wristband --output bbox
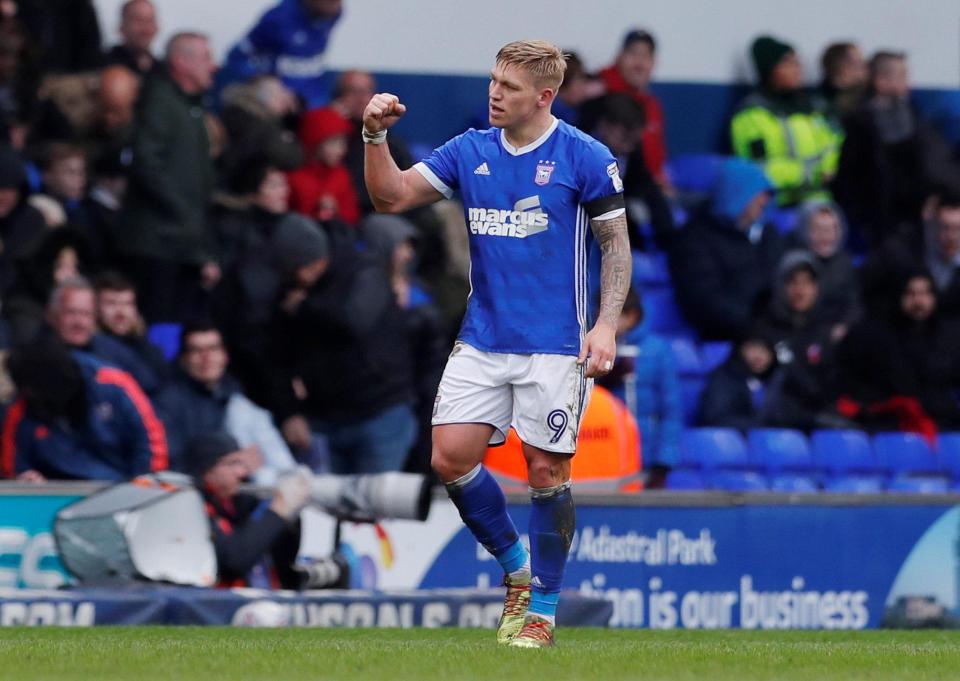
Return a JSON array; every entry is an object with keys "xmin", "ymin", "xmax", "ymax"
[{"xmin": 362, "ymin": 127, "xmax": 388, "ymax": 145}]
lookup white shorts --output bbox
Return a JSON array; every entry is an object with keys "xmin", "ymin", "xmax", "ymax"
[{"xmin": 432, "ymin": 342, "xmax": 593, "ymax": 454}]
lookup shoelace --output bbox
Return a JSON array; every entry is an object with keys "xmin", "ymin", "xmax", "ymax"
[
  {"xmin": 502, "ymin": 582, "xmax": 530, "ymax": 617},
  {"xmin": 517, "ymin": 619, "xmax": 552, "ymax": 642}
]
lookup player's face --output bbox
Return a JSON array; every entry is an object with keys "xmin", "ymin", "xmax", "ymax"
[{"xmin": 488, "ymin": 62, "xmax": 544, "ymax": 129}]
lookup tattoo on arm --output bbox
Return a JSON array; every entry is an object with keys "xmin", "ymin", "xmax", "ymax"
[{"xmin": 590, "ymin": 213, "xmax": 631, "ymax": 327}]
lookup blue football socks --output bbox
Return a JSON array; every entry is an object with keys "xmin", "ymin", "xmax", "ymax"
[
  {"xmin": 527, "ymin": 482, "xmax": 575, "ymax": 624},
  {"xmin": 445, "ymin": 465, "xmax": 529, "ymax": 577}
]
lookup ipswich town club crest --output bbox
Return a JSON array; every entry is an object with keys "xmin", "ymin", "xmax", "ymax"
[{"xmin": 534, "ymin": 160, "xmax": 556, "ymax": 186}]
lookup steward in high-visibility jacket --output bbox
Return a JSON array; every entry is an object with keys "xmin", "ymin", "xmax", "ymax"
[{"xmin": 731, "ymin": 35, "xmax": 842, "ymax": 207}]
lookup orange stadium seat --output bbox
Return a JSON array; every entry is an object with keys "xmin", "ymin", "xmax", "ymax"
[{"xmin": 484, "ymin": 386, "xmax": 643, "ymax": 493}]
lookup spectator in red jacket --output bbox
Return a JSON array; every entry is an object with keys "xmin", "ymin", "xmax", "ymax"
[
  {"xmin": 287, "ymin": 107, "xmax": 360, "ymax": 225},
  {"xmin": 598, "ymin": 29, "xmax": 668, "ymax": 185}
]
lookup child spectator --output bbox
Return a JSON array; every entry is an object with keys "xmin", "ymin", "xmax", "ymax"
[
  {"xmin": 35, "ymin": 142, "xmax": 87, "ymax": 226},
  {"xmin": 699, "ymin": 332, "xmax": 775, "ymax": 431},
  {"xmin": 287, "ymin": 107, "xmax": 360, "ymax": 225},
  {"xmin": 598, "ymin": 288, "xmax": 681, "ymax": 489}
]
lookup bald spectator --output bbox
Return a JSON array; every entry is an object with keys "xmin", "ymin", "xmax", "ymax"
[
  {"xmin": 117, "ymin": 32, "xmax": 217, "ymax": 323},
  {"xmin": 97, "ymin": 65, "xmax": 140, "ymax": 141},
  {"xmin": 105, "ymin": 0, "xmax": 160, "ymax": 77}
]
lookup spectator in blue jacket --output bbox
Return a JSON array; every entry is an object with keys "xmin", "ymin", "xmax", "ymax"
[
  {"xmin": 598, "ymin": 289, "xmax": 681, "ymax": 488},
  {"xmin": 47, "ymin": 276, "xmax": 163, "ymax": 395},
  {"xmin": 220, "ymin": 0, "xmax": 343, "ymax": 107},
  {"xmin": 1, "ymin": 340, "xmax": 168, "ymax": 481}
]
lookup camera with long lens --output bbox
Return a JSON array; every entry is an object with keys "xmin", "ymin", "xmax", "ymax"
[{"xmin": 53, "ymin": 471, "xmax": 432, "ymax": 586}]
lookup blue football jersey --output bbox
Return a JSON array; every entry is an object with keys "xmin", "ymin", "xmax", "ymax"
[{"xmin": 415, "ymin": 117, "xmax": 623, "ymax": 356}]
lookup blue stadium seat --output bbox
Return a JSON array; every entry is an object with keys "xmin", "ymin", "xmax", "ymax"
[
  {"xmin": 632, "ymin": 252, "xmax": 670, "ymax": 289},
  {"xmin": 641, "ymin": 288, "xmax": 695, "ymax": 338},
  {"xmin": 811, "ymin": 430, "xmax": 876, "ymax": 475},
  {"xmin": 769, "ymin": 474, "xmax": 819, "ymax": 493},
  {"xmin": 872, "ymin": 433, "xmax": 938, "ymax": 476},
  {"xmin": 936, "ymin": 433, "xmax": 960, "ymax": 480},
  {"xmin": 147, "ymin": 322, "xmax": 182, "ymax": 362},
  {"xmin": 666, "ymin": 153, "xmax": 724, "ymax": 194},
  {"xmin": 886, "ymin": 476, "xmax": 949, "ymax": 495},
  {"xmin": 665, "ymin": 470, "xmax": 707, "ymax": 490},
  {"xmin": 680, "ymin": 428, "xmax": 748, "ymax": 470},
  {"xmin": 823, "ymin": 475, "xmax": 884, "ymax": 494},
  {"xmin": 769, "ymin": 207, "xmax": 799, "ymax": 234},
  {"xmin": 699, "ymin": 342, "xmax": 732, "ymax": 373},
  {"xmin": 708, "ymin": 470, "xmax": 768, "ymax": 492},
  {"xmin": 747, "ymin": 428, "xmax": 813, "ymax": 473},
  {"xmin": 670, "ymin": 338, "xmax": 702, "ymax": 377},
  {"xmin": 680, "ymin": 377, "xmax": 705, "ymax": 425}
]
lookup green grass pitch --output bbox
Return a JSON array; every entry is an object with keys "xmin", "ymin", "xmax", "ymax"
[{"xmin": 2, "ymin": 627, "xmax": 960, "ymax": 681}]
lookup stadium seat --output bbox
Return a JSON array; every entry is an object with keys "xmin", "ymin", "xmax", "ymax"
[
  {"xmin": 641, "ymin": 288, "xmax": 695, "ymax": 338},
  {"xmin": 811, "ymin": 430, "xmax": 877, "ymax": 476},
  {"xmin": 769, "ymin": 207, "xmax": 799, "ymax": 234},
  {"xmin": 936, "ymin": 433, "xmax": 960, "ymax": 480},
  {"xmin": 666, "ymin": 153, "xmax": 724, "ymax": 194},
  {"xmin": 769, "ymin": 474, "xmax": 819, "ymax": 493},
  {"xmin": 665, "ymin": 470, "xmax": 707, "ymax": 490},
  {"xmin": 708, "ymin": 470, "xmax": 768, "ymax": 492},
  {"xmin": 699, "ymin": 341, "xmax": 732, "ymax": 373},
  {"xmin": 147, "ymin": 322, "xmax": 182, "ymax": 361},
  {"xmin": 823, "ymin": 475, "xmax": 885, "ymax": 494},
  {"xmin": 747, "ymin": 428, "xmax": 813, "ymax": 473},
  {"xmin": 669, "ymin": 338, "xmax": 702, "ymax": 377},
  {"xmin": 680, "ymin": 428, "xmax": 749, "ymax": 470},
  {"xmin": 872, "ymin": 433, "xmax": 938, "ymax": 476},
  {"xmin": 632, "ymin": 252, "xmax": 671, "ymax": 289},
  {"xmin": 679, "ymin": 377, "xmax": 705, "ymax": 425},
  {"xmin": 886, "ymin": 476, "xmax": 949, "ymax": 495}
]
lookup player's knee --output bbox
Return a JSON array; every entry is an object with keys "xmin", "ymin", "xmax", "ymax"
[
  {"xmin": 431, "ymin": 446, "xmax": 467, "ymax": 483},
  {"xmin": 526, "ymin": 455, "xmax": 571, "ymax": 489}
]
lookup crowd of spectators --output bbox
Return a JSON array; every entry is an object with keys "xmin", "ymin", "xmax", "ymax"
[{"xmin": 0, "ymin": 1, "xmax": 956, "ymax": 501}]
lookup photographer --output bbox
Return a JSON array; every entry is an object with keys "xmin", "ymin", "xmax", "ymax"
[{"xmin": 186, "ymin": 431, "xmax": 311, "ymax": 589}]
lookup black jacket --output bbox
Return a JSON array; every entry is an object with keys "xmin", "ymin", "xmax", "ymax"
[
  {"xmin": 698, "ymin": 355, "xmax": 767, "ymax": 432},
  {"xmin": 669, "ymin": 212, "xmax": 784, "ymax": 340},
  {"xmin": 203, "ymin": 489, "xmax": 299, "ymax": 589},
  {"xmin": 117, "ymin": 73, "xmax": 213, "ymax": 264},
  {"xmin": 269, "ymin": 233, "xmax": 415, "ymax": 422}
]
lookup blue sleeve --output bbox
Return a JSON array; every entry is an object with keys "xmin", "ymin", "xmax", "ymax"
[
  {"xmin": 415, "ymin": 132, "xmax": 467, "ymax": 198},
  {"xmin": 656, "ymin": 342, "xmax": 683, "ymax": 468},
  {"xmin": 577, "ymin": 138, "xmax": 624, "ymax": 207}
]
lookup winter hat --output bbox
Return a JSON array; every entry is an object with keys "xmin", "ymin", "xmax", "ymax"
[
  {"xmin": 710, "ymin": 158, "xmax": 772, "ymax": 223},
  {"xmin": 270, "ymin": 213, "xmax": 329, "ymax": 273},
  {"xmin": 299, "ymin": 107, "xmax": 353, "ymax": 158},
  {"xmin": 752, "ymin": 35, "xmax": 794, "ymax": 85},
  {"xmin": 0, "ymin": 145, "xmax": 26, "ymax": 189},
  {"xmin": 360, "ymin": 214, "xmax": 418, "ymax": 266},
  {"xmin": 185, "ymin": 431, "xmax": 241, "ymax": 479},
  {"xmin": 777, "ymin": 249, "xmax": 820, "ymax": 282}
]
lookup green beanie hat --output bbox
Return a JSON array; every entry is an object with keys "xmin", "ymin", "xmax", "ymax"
[{"xmin": 751, "ymin": 35, "xmax": 794, "ymax": 85}]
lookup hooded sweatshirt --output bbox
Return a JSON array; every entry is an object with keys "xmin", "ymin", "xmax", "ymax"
[
  {"xmin": 669, "ymin": 159, "xmax": 784, "ymax": 340},
  {"xmin": 287, "ymin": 107, "xmax": 360, "ymax": 225}
]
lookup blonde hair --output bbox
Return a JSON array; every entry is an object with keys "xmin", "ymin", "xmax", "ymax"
[{"xmin": 495, "ymin": 40, "xmax": 567, "ymax": 90}]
